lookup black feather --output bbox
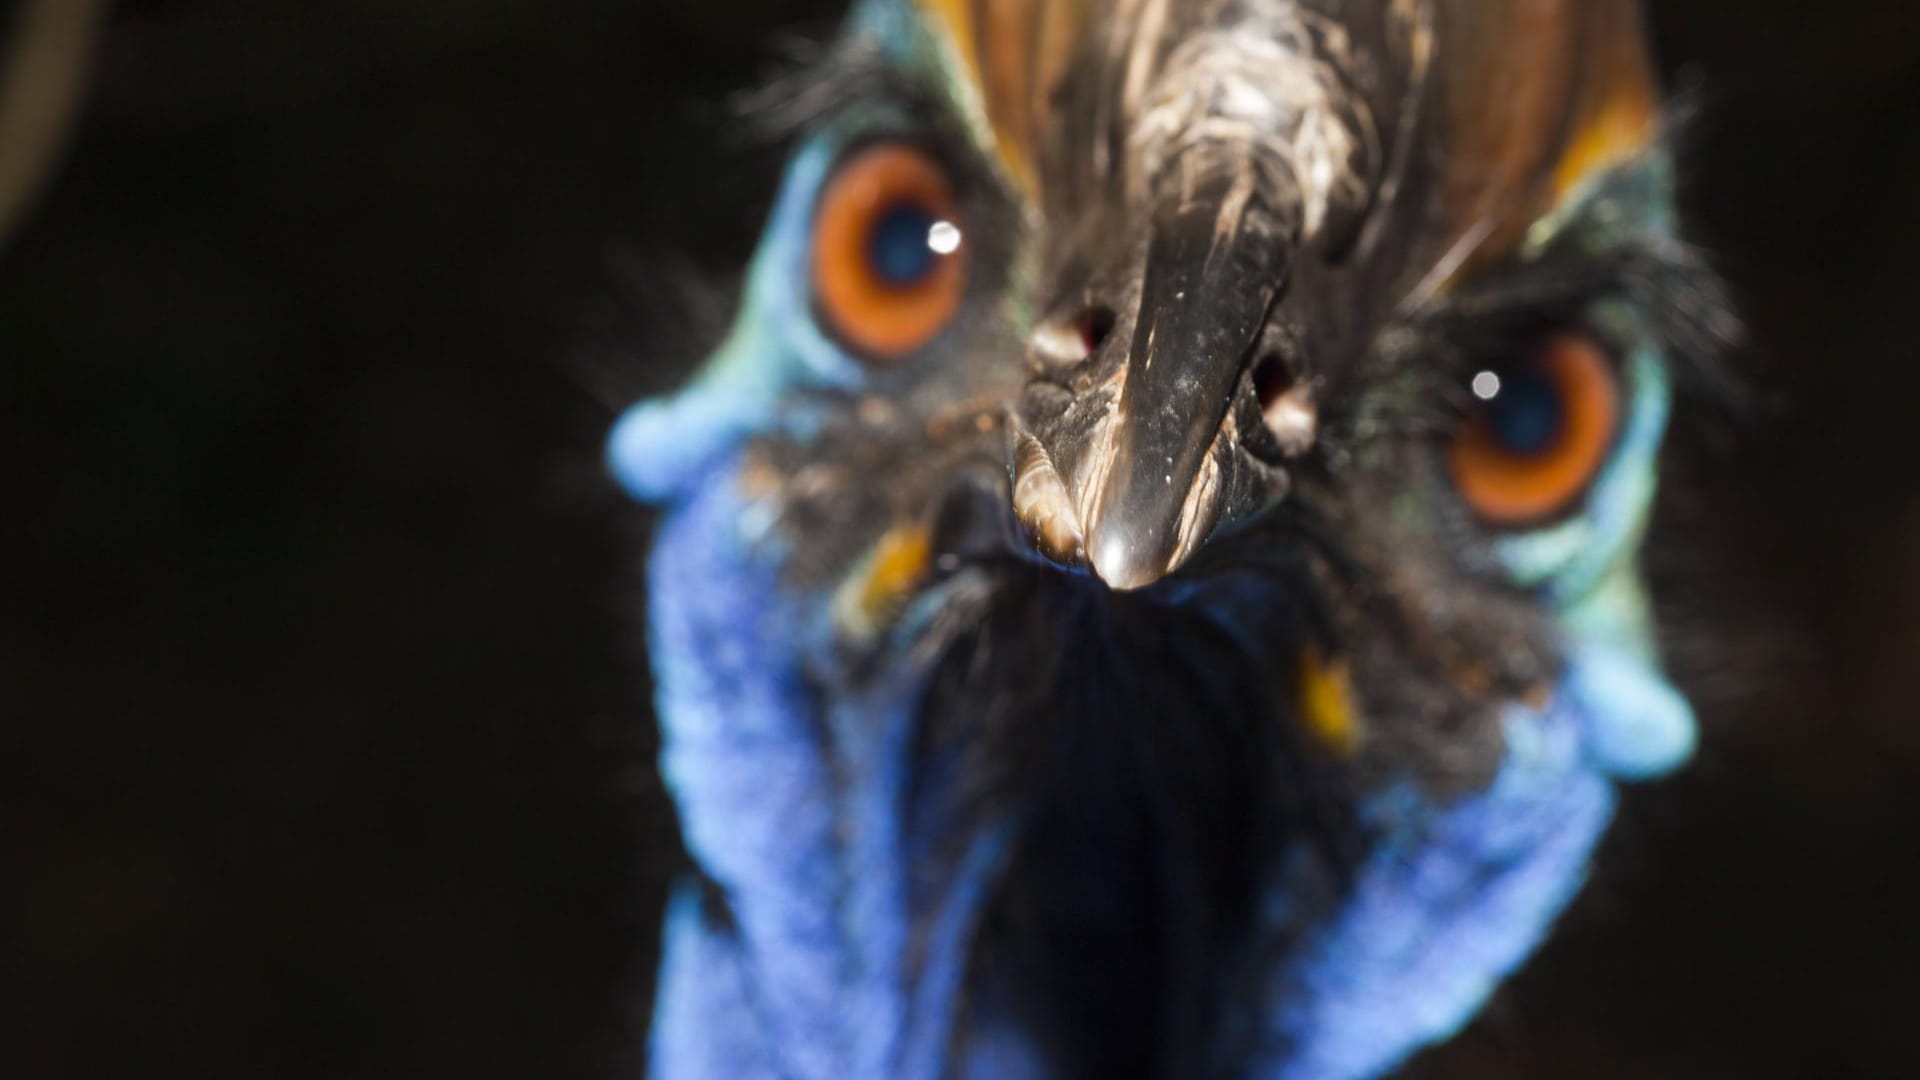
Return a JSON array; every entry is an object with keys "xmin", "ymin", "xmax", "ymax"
[{"xmin": 911, "ymin": 562, "xmax": 1357, "ymax": 1078}]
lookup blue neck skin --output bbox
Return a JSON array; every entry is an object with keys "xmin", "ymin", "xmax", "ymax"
[{"xmin": 631, "ymin": 445, "xmax": 1692, "ymax": 1080}]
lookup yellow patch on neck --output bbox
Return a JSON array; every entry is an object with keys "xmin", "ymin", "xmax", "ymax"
[
  {"xmin": 1299, "ymin": 646, "xmax": 1362, "ymax": 757},
  {"xmin": 833, "ymin": 521, "xmax": 934, "ymax": 644}
]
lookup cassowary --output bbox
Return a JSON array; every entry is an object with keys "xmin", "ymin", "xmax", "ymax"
[{"xmin": 608, "ymin": 1, "xmax": 1727, "ymax": 1076}]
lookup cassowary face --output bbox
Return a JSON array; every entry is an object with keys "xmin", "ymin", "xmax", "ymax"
[{"xmin": 613, "ymin": 2, "xmax": 1726, "ymax": 1078}]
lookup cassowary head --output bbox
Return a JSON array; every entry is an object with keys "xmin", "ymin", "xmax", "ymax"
[{"xmin": 611, "ymin": 2, "xmax": 1726, "ymax": 1077}]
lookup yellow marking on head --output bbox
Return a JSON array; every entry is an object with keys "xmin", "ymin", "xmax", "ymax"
[
  {"xmin": 912, "ymin": 0, "xmax": 1013, "ymax": 186},
  {"xmin": 833, "ymin": 520, "xmax": 934, "ymax": 643},
  {"xmin": 974, "ymin": 0, "xmax": 1039, "ymax": 195},
  {"xmin": 911, "ymin": 0, "xmax": 1091, "ymax": 201},
  {"xmin": 915, "ymin": 0, "xmax": 982, "ymax": 86},
  {"xmin": 1427, "ymin": 0, "xmax": 1662, "ymax": 291},
  {"xmin": 1550, "ymin": 64, "xmax": 1657, "ymax": 205},
  {"xmin": 1299, "ymin": 646, "xmax": 1361, "ymax": 757}
]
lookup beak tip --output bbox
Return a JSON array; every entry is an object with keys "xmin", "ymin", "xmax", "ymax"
[{"xmin": 1088, "ymin": 528, "xmax": 1174, "ymax": 593}]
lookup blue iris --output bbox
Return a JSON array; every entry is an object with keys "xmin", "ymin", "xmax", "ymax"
[
  {"xmin": 868, "ymin": 201, "xmax": 939, "ymax": 287},
  {"xmin": 1486, "ymin": 365, "xmax": 1564, "ymax": 456}
]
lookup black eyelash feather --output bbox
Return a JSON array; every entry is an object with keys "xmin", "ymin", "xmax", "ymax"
[
  {"xmin": 731, "ymin": 26, "xmax": 1011, "ymax": 219},
  {"xmin": 732, "ymin": 33, "xmax": 937, "ymax": 146},
  {"xmin": 729, "ymin": 32, "xmax": 896, "ymax": 144},
  {"xmin": 1619, "ymin": 229, "xmax": 1747, "ymax": 411},
  {"xmin": 1429, "ymin": 230, "xmax": 1728, "ymax": 378},
  {"xmin": 1347, "ymin": 156, "xmax": 1744, "ymax": 454}
]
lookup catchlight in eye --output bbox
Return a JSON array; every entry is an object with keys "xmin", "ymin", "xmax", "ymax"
[
  {"xmin": 1448, "ymin": 333, "xmax": 1621, "ymax": 527},
  {"xmin": 810, "ymin": 143, "xmax": 968, "ymax": 362}
]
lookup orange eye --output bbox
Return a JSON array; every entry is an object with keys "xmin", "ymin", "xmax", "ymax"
[
  {"xmin": 810, "ymin": 143, "xmax": 968, "ymax": 362},
  {"xmin": 1447, "ymin": 333, "xmax": 1621, "ymax": 527}
]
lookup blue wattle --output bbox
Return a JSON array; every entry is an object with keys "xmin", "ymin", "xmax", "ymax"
[
  {"xmin": 644, "ymin": 457, "xmax": 1019, "ymax": 1080},
  {"xmin": 1259, "ymin": 695, "xmax": 1615, "ymax": 1079},
  {"xmin": 638, "ymin": 453, "xmax": 1658, "ymax": 1080}
]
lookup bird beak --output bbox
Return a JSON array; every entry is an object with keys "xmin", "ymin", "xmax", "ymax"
[{"xmin": 1013, "ymin": 168, "xmax": 1295, "ymax": 591}]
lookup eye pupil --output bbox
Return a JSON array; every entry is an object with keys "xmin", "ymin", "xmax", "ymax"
[
  {"xmin": 1481, "ymin": 365, "xmax": 1565, "ymax": 456},
  {"xmin": 868, "ymin": 201, "xmax": 942, "ymax": 287}
]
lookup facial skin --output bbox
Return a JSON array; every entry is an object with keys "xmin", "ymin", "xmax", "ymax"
[{"xmin": 609, "ymin": 2, "xmax": 1726, "ymax": 1077}]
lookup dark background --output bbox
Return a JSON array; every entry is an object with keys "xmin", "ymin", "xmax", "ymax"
[{"xmin": 3, "ymin": 2, "xmax": 1915, "ymax": 1077}]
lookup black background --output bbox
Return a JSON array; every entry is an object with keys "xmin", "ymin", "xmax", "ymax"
[{"xmin": 3, "ymin": 2, "xmax": 1917, "ymax": 1077}]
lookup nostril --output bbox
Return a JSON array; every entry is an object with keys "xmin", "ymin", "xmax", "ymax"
[
  {"xmin": 1253, "ymin": 353, "xmax": 1292, "ymax": 411},
  {"xmin": 1031, "ymin": 305, "xmax": 1117, "ymax": 368},
  {"xmin": 1254, "ymin": 353, "xmax": 1318, "ymax": 457},
  {"xmin": 1078, "ymin": 306, "xmax": 1116, "ymax": 356}
]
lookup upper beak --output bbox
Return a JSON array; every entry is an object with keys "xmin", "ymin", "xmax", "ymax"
[{"xmin": 1013, "ymin": 168, "xmax": 1296, "ymax": 591}]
